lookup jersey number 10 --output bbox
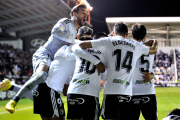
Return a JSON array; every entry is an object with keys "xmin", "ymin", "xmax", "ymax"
[{"xmin": 79, "ymin": 55, "xmax": 100, "ymax": 75}]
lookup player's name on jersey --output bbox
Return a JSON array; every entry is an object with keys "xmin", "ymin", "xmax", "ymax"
[
  {"xmin": 112, "ymin": 40, "xmax": 135, "ymax": 50},
  {"xmin": 135, "ymin": 80, "xmax": 151, "ymax": 85},
  {"xmin": 87, "ymin": 49, "xmax": 101, "ymax": 54}
]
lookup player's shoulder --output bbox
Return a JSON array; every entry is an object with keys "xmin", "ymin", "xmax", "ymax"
[
  {"xmin": 54, "ymin": 45, "xmax": 68, "ymax": 57},
  {"xmin": 58, "ymin": 18, "xmax": 72, "ymax": 24}
]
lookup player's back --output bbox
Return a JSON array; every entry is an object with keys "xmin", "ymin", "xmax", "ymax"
[
  {"xmin": 91, "ymin": 36, "xmax": 149, "ymax": 95},
  {"xmin": 132, "ymin": 54, "xmax": 155, "ymax": 95},
  {"xmin": 45, "ymin": 45, "xmax": 76, "ymax": 94},
  {"xmin": 67, "ymin": 48, "xmax": 106, "ymax": 97}
]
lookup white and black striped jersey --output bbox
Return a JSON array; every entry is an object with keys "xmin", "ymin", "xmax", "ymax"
[
  {"xmin": 132, "ymin": 54, "xmax": 156, "ymax": 95},
  {"xmin": 91, "ymin": 36, "xmax": 149, "ymax": 96},
  {"xmin": 67, "ymin": 48, "xmax": 106, "ymax": 97},
  {"xmin": 34, "ymin": 18, "xmax": 77, "ymax": 60}
]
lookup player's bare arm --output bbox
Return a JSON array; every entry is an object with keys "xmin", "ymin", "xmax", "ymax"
[
  {"xmin": 146, "ymin": 39, "xmax": 158, "ymax": 54},
  {"xmin": 79, "ymin": 40, "xmax": 92, "ymax": 49},
  {"xmin": 79, "ymin": 41, "xmax": 106, "ymax": 74},
  {"xmin": 142, "ymin": 72, "xmax": 155, "ymax": 82}
]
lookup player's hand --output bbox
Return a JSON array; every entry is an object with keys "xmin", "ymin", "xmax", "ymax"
[
  {"xmin": 144, "ymin": 40, "xmax": 154, "ymax": 47},
  {"xmin": 142, "ymin": 72, "xmax": 154, "ymax": 82},
  {"xmin": 152, "ymin": 39, "xmax": 158, "ymax": 54},
  {"xmin": 95, "ymin": 62, "xmax": 106, "ymax": 76}
]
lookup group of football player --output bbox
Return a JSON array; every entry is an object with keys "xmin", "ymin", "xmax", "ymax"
[{"xmin": 0, "ymin": 3, "xmax": 168, "ymax": 120}]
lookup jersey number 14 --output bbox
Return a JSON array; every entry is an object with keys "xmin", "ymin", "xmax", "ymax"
[{"xmin": 113, "ymin": 49, "xmax": 133, "ymax": 74}]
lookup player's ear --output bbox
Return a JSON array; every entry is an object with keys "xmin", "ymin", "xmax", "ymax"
[
  {"xmin": 143, "ymin": 35, "xmax": 146, "ymax": 42},
  {"xmin": 144, "ymin": 35, "xmax": 146, "ymax": 40},
  {"xmin": 125, "ymin": 33, "xmax": 128, "ymax": 38},
  {"xmin": 112, "ymin": 31, "xmax": 115, "ymax": 36},
  {"xmin": 73, "ymin": 12, "xmax": 77, "ymax": 18}
]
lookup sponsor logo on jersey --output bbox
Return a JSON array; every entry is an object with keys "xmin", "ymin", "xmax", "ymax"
[
  {"xmin": 31, "ymin": 38, "xmax": 46, "ymax": 48},
  {"xmin": 117, "ymin": 96, "xmax": 131, "ymax": 102},
  {"xmin": 135, "ymin": 80, "xmax": 151, "ymax": 85},
  {"xmin": 68, "ymin": 98, "xmax": 85, "ymax": 105},
  {"xmin": 113, "ymin": 79, "xmax": 129, "ymax": 85},
  {"xmin": 72, "ymin": 78, "xmax": 90, "ymax": 85}
]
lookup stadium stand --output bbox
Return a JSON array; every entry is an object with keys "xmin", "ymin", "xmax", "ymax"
[{"xmin": 0, "ymin": 43, "xmax": 33, "ymax": 85}]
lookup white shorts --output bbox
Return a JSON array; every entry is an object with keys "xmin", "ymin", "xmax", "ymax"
[{"xmin": 32, "ymin": 53, "xmax": 52, "ymax": 73}]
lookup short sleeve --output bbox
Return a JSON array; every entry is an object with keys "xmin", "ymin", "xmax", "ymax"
[
  {"xmin": 91, "ymin": 37, "xmax": 109, "ymax": 52},
  {"xmin": 136, "ymin": 42, "xmax": 150, "ymax": 56}
]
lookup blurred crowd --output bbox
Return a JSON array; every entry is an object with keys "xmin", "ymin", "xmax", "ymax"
[
  {"xmin": 153, "ymin": 50, "xmax": 174, "ymax": 85},
  {"xmin": 175, "ymin": 49, "xmax": 180, "ymax": 81},
  {"xmin": 153, "ymin": 49, "xmax": 180, "ymax": 87},
  {"xmin": 0, "ymin": 43, "xmax": 33, "ymax": 85}
]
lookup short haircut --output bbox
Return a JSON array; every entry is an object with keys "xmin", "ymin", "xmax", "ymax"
[
  {"xmin": 70, "ymin": 4, "xmax": 87, "ymax": 17},
  {"xmin": 93, "ymin": 32, "xmax": 108, "ymax": 39},
  {"xmin": 131, "ymin": 23, "xmax": 146, "ymax": 40},
  {"xmin": 78, "ymin": 26, "xmax": 93, "ymax": 38},
  {"xmin": 79, "ymin": 36, "xmax": 93, "ymax": 41},
  {"xmin": 113, "ymin": 22, "xmax": 128, "ymax": 37}
]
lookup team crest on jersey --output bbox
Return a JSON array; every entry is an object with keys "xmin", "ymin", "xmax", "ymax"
[
  {"xmin": 59, "ymin": 23, "xmax": 64, "ymax": 31},
  {"xmin": 135, "ymin": 80, "xmax": 151, "ymax": 85},
  {"xmin": 72, "ymin": 78, "xmax": 90, "ymax": 85},
  {"xmin": 113, "ymin": 79, "xmax": 129, "ymax": 85}
]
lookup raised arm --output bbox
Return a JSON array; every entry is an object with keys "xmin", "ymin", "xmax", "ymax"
[{"xmin": 147, "ymin": 39, "xmax": 158, "ymax": 54}]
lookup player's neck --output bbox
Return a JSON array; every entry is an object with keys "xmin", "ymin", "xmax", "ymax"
[
  {"xmin": 73, "ymin": 19, "xmax": 80, "ymax": 30},
  {"xmin": 134, "ymin": 39, "xmax": 143, "ymax": 42},
  {"xmin": 116, "ymin": 34, "xmax": 125, "ymax": 38}
]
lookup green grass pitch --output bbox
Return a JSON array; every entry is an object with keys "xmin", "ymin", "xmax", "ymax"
[{"xmin": 0, "ymin": 87, "xmax": 180, "ymax": 120}]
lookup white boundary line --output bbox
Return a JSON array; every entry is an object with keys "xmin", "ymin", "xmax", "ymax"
[{"xmin": 0, "ymin": 106, "xmax": 33, "ymax": 115}]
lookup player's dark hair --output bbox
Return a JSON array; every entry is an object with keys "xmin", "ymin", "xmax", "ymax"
[
  {"xmin": 113, "ymin": 22, "xmax": 128, "ymax": 37},
  {"xmin": 131, "ymin": 23, "xmax": 146, "ymax": 41},
  {"xmin": 70, "ymin": 4, "xmax": 87, "ymax": 17},
  {"xmin": 77, "ymin": 26, "xmax": 93, "ymax": 38},
  {"xmin": 79, "ymin": 36, "xmax": 93, "ymax": 41},
  {"xmin": 85, "ymin": 29, "xmax": 93, "ymax": 36},
  {"xmin": 167, "ymin": 108, "xmax": 180, "ymax": 116},
  {"xmin": 93, "ymin": 32, "xmax": 108, "ymax": 39}
]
